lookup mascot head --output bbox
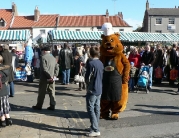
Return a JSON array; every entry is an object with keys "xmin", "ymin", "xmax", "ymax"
[{"xmin": 100, "ymin": 22, "xmax": 123, "ymax": 56}]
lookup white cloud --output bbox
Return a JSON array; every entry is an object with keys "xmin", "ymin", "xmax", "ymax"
[{"xmin": 125, "ymin": 18, "xmax": 142, "ymax": 30}]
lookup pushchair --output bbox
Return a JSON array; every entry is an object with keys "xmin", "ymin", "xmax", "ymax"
[{"xmin": 136, "ymin": 66, "xmax": 150, "ymax": 93}]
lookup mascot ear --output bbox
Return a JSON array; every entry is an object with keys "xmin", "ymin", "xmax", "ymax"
[
  {"xmin": 115, "ymin": 32, "xmax": 120, "ymax": 38},
  {"xmin": 101, "ymin": 34, "xmax": 105, "ymax": 39}
]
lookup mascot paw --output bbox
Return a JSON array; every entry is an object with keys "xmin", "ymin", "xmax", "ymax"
[
  {"xmin": 100, "ymin": 113, "xmax": 109, "ymax": 119},
  {"xmin": 111, "ymin": 113, "xmax": 119, "ymax": 120}
]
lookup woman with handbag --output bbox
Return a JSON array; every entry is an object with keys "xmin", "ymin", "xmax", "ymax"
[
  {"xmin": 75, "ymin": 47, "xmax": 86, "ymax": 91},
  {"xmin": 0, "ymin": 55, "xmax": 12, "ymax": 127}
]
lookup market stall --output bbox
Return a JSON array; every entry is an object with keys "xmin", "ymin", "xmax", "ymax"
[
  {"xmin": 47, "ymin": 30, "xmax": 179, "ymax": 45},
  {"xmin": 0, "ymin": 29, "xmax": 32, "ymax": 81}
]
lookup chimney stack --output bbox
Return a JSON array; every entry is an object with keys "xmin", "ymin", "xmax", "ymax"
[
  {"xmin": 12, "ymin": 2, "xmax": 18, "ymax": 16},
  {"xmin": 118, "ymin": 12, "xmax": 123, "ymax": 19},
  {"xmin": 106, "ymin": 9, "xmax": 109, "ymax": 18},
  {"xmin": 34, "ymin": 6, "xmax": 40, "ymax": 21}
]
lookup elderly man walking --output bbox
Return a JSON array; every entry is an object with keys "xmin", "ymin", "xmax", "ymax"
[{"xmin": 32, "ymin": 46, "xmax": 59, "ymax": 110}]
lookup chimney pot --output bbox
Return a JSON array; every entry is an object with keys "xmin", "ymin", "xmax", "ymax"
[
  {"xmin": 106, "ymin": 9, "xmax": 109, "ymax": 18},
  {"xmin": 34, "ymin": 6, "xmax": 40, "ymax": 21},
  {"xmin": 12, "ymin": 2, "xmax": 18, "ymax": 16},
  {"xmin": 118, "ymin": 12, "xmax": 123, "ymax": 19}
]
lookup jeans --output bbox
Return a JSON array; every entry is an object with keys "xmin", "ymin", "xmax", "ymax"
[
  {"xmin": 129, "ymin": 78, "xmax": 135, "ymax": 90},
  {"xmin": 8, "ymin": 82, "xmax": 15, "ymax": 96},
  {"xmin": 62, "ymin": 69, "xmax": 70, "ymax": 84},
  {"xmin": 149, "ymin": 67, "xmax": 153, "ymax": 87},
  {"xmin": 86, "ymin": 93, "xmax": 101, "ymax": 132}
]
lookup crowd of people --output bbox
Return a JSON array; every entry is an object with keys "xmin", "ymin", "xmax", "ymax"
[
  {"xmin": 0, "ymin": 41, "xmax": 179, "ymax": 137},
  {"xmin": 126, "ymin": 42, "xmax": 179, "ymax": 93}
]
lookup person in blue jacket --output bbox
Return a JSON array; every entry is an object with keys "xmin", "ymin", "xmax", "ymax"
[{"xmin": 24, "ymin": 39, "xmax": 34, "ymax": 66}]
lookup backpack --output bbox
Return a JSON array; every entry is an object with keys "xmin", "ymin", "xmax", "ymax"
[{"xmin": 0, "ymin": 69, "xmax": 8, "ymax": 89}]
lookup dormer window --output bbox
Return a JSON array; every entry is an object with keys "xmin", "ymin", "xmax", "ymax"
[{"xmin": 0, "ymin": 18, "xmax": 5, "ymax": 27}]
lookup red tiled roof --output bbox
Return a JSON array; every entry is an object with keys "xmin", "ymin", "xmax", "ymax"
[
  {"xmin": 58, "ymin": 15, "xmax": 129, "ymax": 27},
  {"xmin": 11, "ymin": 14, "xmax": 59, "ymax": 28},
  {"xmin": 0, "ymin": 9, "xmax": 13, "ymax": 30}
]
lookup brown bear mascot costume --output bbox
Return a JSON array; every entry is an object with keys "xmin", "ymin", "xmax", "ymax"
[{"xmin": 100, "ymin": 23, "xmax": 130, "ymax": 120}]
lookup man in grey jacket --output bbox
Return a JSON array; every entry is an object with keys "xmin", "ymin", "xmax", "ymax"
[{"xmin": 32, "ymin": 46, "xmax": 59, "ymax": 110}]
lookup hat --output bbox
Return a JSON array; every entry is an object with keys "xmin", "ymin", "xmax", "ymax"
[
  {"xmin": 130, "ymin": 62, "xmax": 134, "ymax": 66},
  {"xmin": 101, "ymin": 22, "xmax": 114, "ymax": 36},
  {"xmin": 4, "ymin": 44, "xmax": 9, "ymax": 50}
]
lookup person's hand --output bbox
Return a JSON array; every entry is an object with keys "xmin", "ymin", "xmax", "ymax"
[
  {"xmin": 148, "ymin": 64, "xmax": 151, "ymax": 67},
  {"xmin": 141, "ymin": 63, "xmax": 145, "ymax": 66},
  {"xmin": 48, "ymin": 78, "xmax": 54, "ymax": 83}
]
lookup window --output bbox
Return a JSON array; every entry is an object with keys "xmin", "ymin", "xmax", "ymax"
[
  {"xmin": 155, "ymin": 30, "xmax": 162, "ymax": 33},
  {"xmin": 64, "ymin": 29, "xmax": 69, "ymax": 31},
  {"xmin": 0, "ymin": 18, "xmax": 5, "ymax": 27},
  {"xmin": 119, "ymin": 29, "xmax": 124, "ymax": 31},
  {"xmin": 169, "ymin": 18, "xmax": 175, "ymax": 24},
  {"xmin": 156, "ymin": 18, "xmax": 162, "ymax": 24},
  {"xmin": 40, "ymin": 30, "xmax": 45, "ymax": 34},
  {"xmin": 76, "ymin": 29, "xmax": 80, "ymax": 31}
]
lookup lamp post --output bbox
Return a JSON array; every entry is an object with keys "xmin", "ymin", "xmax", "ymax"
[{"xmin": 112, "ymin": 0, "xmax": 117, "ymax": 15}]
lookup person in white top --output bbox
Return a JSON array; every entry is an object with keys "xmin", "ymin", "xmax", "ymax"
[
  {"xmin": 11, "ymin": 48, "xmax": 19, "ymax": 73},
  {"xmin": 33, "ymin": 46, "xmax": 41, "ymax": 79}
]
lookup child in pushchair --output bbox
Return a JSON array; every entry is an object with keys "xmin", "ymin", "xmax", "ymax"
[{"xmin": 136, "ymin": 66, "xmax": 150, "ymax": 93}]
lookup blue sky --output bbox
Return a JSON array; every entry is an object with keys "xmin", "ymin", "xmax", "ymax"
[{"xmin": 1, "ymin": 0, "xmax": 179, "ymax": 29}]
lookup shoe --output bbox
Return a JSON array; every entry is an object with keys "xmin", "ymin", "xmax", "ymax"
[
  {"xmin": 6, "ymin": 118, "xmax": 12, "ymax": 126},
  {"xmin": 148, "ymin": 86, "xmax": 152, "ymax": 91},
  {"xmin": 61, "ymin": 83, "xmax": 66, "ymax": 85},
  {"xmin": 32, "ymin": 106, "xmax": 42, "ymax": 110},
  {"xmin": 66, "ymin": 83, "xmax": 69, "ymax": 85},
  {"xmin": 78, "ymin": 88, "xmax": 82, "ymax": 91},
  {"xmin": 0, "ymin": 120, "xmax": 6, "ymax": 127},
  {"xmin": 47, "ymin": 106, "xmax": 55, "ymax": 111},
  {"xmin": 9, "ymin": 95, "xmax": 14, "ymax": 97},
  {"xmin": 85, "ymin": 127, "xmax": 92, "ymax": 132},
  {"xmin": 86, "ymin": 131, "xmax": 100, "ymax": 137}
]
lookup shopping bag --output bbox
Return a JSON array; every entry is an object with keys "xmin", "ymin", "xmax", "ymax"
[
  {"xmin": 155, "ymin": 67, "xmax": 163, "ymax": 79},
  {"xmin": 170, "ymin": 69, "xmax": 178, "ymax": 80}
]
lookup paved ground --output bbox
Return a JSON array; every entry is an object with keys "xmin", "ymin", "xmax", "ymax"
[{"xmin": 0, "ymin": 80, "xmax": 179, "ymax": 138}]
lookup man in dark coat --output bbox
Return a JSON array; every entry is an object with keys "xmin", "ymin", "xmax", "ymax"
[
  {"xmin": 170, "ymin": 43, "xmax": 178, "ymax": 69},
  {"xmin": 141, "ymin": 44, "xmax": 155, "ymax": 91},
  {"xmin": 58, "ymin": 43, "xmax": 74, "ymax": 85},
  {"xmin": 169, "ymin": 43, "xmax": 178, "ymax": 85},
  {"xmin": 0, "ymin": 44, "xmax": 15, "ymax": 97}
]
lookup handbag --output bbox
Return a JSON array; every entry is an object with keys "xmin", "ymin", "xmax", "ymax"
[
  {"xmin": 78, "ymin": 75, "xmax": 84, "ymax": 83},
  {"xmin": 74, "ymin": 74, "xmax": 84, "ymax": 82},
  {"xmin": 74, "ymin": 74, "xmax": 80, "ymax": 82}
]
